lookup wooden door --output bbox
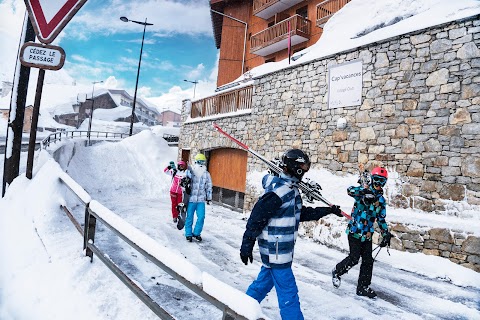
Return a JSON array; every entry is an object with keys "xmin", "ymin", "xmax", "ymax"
[{"xmin": 209, "ymin": 148, "xmax": 247, "ymax": 192}]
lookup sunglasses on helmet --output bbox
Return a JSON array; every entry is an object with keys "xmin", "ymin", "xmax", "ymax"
[
  {"xmin": 195, "ymin": 160, "xmax": 206, "ymax": 165},
  {"xmin": 372, "ymin": 175, "xmax": 387, "ymax": 186}
]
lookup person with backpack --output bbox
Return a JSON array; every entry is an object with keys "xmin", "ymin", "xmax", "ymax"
[
  {"xmin": 240, "ymin": 149, "xmax": 343, "ymax": 320},
  {"xmin": 164, "ymin": 160, "xmax": 187, "ymax": 223},
  {"xmin": 184, "ymin": 153, "xmax": 212, "ymax": 242},
  {"xmin": 331, "ymin": 167, "xmax": 392, "ymax": 299}
]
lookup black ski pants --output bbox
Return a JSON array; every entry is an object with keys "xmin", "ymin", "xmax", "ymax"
[{"xmin": 335, "ymin": 233, "xmax": 374, "ymax": 288}]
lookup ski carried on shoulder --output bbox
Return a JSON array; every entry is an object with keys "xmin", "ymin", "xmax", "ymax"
[{"xmin": 212, "ymin": 123, "xmax": 352, "ymax": 220}]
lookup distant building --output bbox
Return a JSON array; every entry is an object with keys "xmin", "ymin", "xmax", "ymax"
[
  {"xmin": 158, "ymin": 110, "xmax": 181, "ymax": 127},
  {"xmin": 56, "ymin": 89, "xmax": 160, "ymax": 128},
  {"xmin": 1, "ymin": 105, "xmax": 33, "ymax": 133}
]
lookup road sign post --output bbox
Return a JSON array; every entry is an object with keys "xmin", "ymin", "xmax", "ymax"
[{"xmin": 19, "ymin": 0, "xmax": 87, "ymax": 180}]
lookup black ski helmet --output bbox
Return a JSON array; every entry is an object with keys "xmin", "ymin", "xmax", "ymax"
[{"xmin": 281, "ymin": 149, "xmax": 311, "ymax": 180}]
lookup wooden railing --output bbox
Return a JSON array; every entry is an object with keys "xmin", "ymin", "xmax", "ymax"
[
  {"xmin": 316, "ymin": 0, "xmax": 351, "ymax": 27},
  {"xmin": 252, "ymin": 0, "xmax": 277, "ymax": 14},
  {"xmin": 250, "ymin": 15, "xmax": 311, "ymax": 53},
  {"xmin": 191, "ymin": 85, "xmax": 253, "ymax": 119}
]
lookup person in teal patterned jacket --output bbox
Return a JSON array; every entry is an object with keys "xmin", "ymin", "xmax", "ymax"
[{"xmin": 331, "ymin": 167, "xmax": 392, "ymax": 299}]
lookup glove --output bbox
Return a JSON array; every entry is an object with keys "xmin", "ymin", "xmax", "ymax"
[
  {"xmin": 240, "ymin": 252, "xmax": 253, "ymax": 265},
  {"xmin": 331, "ymin": 205, "xmax": 342, "ymax": 217},
  {"xmin": 362, "ymin": 189, "xmax": 376, "ymax": 204},
  {"xmin": 207, "ymin": 200, "xmax": 211, "ymax": 205},
  {"xmin": 379, "ymin": 231, "xmax": 392, "ymax": 247},
  {"xmin": 167, "ymin": 165, "xmax": 172, "ymax": 170},
  {"xmin": 240, "ymin": 235, "xmax": 255, "ymax": 265}
]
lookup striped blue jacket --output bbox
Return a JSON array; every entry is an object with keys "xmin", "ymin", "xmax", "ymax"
[{"xmin": 241, "ymin": 173, "xmax": 333, "ymax": 268}]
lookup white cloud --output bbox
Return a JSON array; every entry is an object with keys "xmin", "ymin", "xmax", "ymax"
[
  {"xmin": 69, "ymin": 0, "xmax": 213, "ymax": 39},
  {"xmin": 186, "ymin": 63, "xmax": 205, "ymax": 80},
  {"xmin": 70, "ymin": 54, "xmax": 89, "ymax": 63},
  {"xmin": 138, "ymin": 86, "xmax": 152, "ymax": 97}
]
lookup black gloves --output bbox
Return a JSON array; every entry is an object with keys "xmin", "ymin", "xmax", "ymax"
[
  {"xmin": 240, "ymin": 252, "xmax": 253, "ymax": 265},
  {"xmin": 167, "ymin": 165, "xmax": 172, "ymax": 170},
  {"xmin": 362, "ymin": 189, "xmax": 376, "ymax": 204},
  {"xmin": 331, "ymin": 205, "xmax": 342, "ymax": 217},
  {"xmin": 207, "ymin": 200, "xmax": 211, "ymax": 205},
  {"xmin": 380, "ymin": 231, "xmax": 392, "ymax": 247},
  {"xmin": 240, "ymin": 236, "xmax": 255, "ymax": 265}
]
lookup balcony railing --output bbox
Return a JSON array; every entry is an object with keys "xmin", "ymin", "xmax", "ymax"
[
  {"xmin": 250, "ymin": 15, "xmax": 311, "ymax": 56},
  {"xmin": 316, "ymin": 0, "xmax": 351, "ymax": 27},
  {"xmin": 190, "ymin": 85, "xmax": 253, "ymax": 119},
  {"xmin": 253, "ymin": 0, "xmax": 304, "ymax": 20}
]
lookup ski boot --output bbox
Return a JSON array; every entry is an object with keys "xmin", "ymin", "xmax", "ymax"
[
  {"xmin": 356, "ymin": 286, "xmax": 377, "ymax": 299},
  {"xmin": 332, "ymin": 268, "xmax": 341, "ymax": 288}
]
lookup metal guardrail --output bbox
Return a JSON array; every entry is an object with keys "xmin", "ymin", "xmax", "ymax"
[
  {"xmin": 40, "ymin": 130, "xmax": 179, "ymax": 148},
  {"xmin": 58, "ymin": 173, "xmax": 263, "ymax": 320},
  {"xmin": 41, "ymin": 130, "xmax": 129, "ymax": 149}
]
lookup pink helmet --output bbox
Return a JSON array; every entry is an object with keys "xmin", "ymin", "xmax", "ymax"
[{"xmin": 178, "ymin": 160, "xmax": 186, "ymax": 167}]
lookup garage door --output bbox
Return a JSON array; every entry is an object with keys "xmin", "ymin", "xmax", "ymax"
[{"xmin": 208, "ymin": 148, "xmax": 247, "ymax": 211}]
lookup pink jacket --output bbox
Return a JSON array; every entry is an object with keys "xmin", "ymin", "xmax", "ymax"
[{"xmin": 164, "ymin": 167, "xmax": 187, "ymax": 194}]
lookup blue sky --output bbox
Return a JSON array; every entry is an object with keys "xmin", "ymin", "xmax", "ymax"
[{"xmin": 0, "ymin": 0, "xmax": 219, "ymax": 111}]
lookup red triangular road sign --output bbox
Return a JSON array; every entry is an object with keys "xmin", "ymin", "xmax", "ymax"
[{"xmin": 24, "ymin": 0, "xmax": 88, "ymax": 44}]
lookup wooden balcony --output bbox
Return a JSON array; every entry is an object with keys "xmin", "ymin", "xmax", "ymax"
[
  {"xmin": 190, "ymin": 86, "xmax": 253, "ymax": 119},
  {"xmin": 250, "ymin": 15, "xmax": 311, "ymax": 57},
  {"xmin": 253, "ymin": 0, "xmax": 305, "ymax": 20},
  {"xmin": 316, "ymin": 0, "xmax": 351, "ymax": 28}
]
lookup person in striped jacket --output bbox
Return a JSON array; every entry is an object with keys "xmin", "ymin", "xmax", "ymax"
[{"xmin": 240, "ymin": 149, "xmax": 342, "ymax": 320}]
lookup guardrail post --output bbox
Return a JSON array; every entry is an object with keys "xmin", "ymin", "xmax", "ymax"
[
  {"xmin": 223, "ymin": 312, "xmax": 235, "ymax": 320},
  {"xmin": 83, "ymin": 203, "xmax": 97, "ymax": 262}
]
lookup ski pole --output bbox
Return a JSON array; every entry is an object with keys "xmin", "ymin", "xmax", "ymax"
[{"xmin": 212, "ymin": 123, "xmax": 352, "ymax": 220}]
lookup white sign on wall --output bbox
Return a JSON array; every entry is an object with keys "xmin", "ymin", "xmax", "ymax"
[{"xmin": 328, "ymin": 60, "xmax": 363, "ymax": 109}]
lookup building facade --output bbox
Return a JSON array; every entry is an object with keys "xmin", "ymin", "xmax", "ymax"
[{"xmin": 211, "ymin": 0, "xmax": 350, "ymax": 87}]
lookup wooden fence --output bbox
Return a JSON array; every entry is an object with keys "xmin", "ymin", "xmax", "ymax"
[{"xmin": 191, "ymin": 86, "xmax": 253, "ymax": 119}]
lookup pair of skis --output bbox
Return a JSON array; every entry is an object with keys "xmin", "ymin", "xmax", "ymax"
[{"xmin": 212, "ymin": 123, "xmax": 352, "ymax": 220}]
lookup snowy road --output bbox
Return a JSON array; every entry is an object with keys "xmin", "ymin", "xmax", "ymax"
[{"xmin": 70, "ymin": 195, "xmax": 480, "ymax": 320}]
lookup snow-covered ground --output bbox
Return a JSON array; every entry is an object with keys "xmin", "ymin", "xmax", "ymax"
[{"xmin": 0, "ymin": 128, "xmax": 479, "ymax": 320}]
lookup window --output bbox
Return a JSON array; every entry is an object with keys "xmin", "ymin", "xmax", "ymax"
[{"xmin": 296, "ymin": 6, "xmax": 308, "ymax": 19}]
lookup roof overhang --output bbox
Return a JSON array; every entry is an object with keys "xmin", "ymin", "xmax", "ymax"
[{"xmin": 210, "ymin": 0, "xmax": 225, "ymax": 49}]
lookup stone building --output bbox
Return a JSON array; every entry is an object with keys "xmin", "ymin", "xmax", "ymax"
[{"xmin": 179, "ymin": 14, "xmax": 480, "ymax": 271}]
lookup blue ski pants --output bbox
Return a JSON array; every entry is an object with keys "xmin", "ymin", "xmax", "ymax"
[
  {"xmin": 246, "ymin": 266, "xmax": 304, "ymax": 320},
  {"xmin": 185, "ymin": 202, "xmax": 206, "ymax": 237}
]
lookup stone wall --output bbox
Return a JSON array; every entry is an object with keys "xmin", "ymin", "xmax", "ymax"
[{"xmin": 302, "ymin": 219, "xmax": 480, "ymax": 272}]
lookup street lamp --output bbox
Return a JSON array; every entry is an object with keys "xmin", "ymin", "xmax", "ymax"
[
  {"xmin": 211, "ymin": 9, "xmax": 247, "ymax": 76},
  {"xmin": 120, "ymin": 16, "xmax": 154, "ymax": 136},
  {"xmin": 184, "ymin": 79, "xmax": 198, "ymax": 99},
  {"xmin": 87, "ymin": 80, "xmax": 103, "ymax": 146}
]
